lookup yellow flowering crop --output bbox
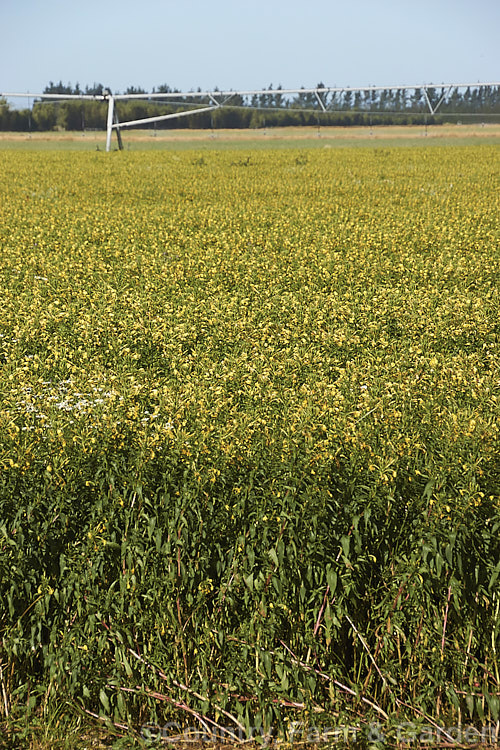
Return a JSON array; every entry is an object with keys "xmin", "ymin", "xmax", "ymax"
[{"xmin": 0, "ymin": 143, "xmax": 499, "ymax": 732}]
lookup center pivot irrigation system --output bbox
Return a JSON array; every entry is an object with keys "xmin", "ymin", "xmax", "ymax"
[{"xmin": 2, "ymin": 82, "xmax": 499, "ymax": 151}]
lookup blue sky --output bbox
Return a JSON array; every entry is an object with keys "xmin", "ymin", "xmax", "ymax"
[{"xmin": 1, "ymin": 0, "xmax": 499, "ymax": 106}]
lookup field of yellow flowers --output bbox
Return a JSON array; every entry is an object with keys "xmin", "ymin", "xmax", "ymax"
[{"xmin": 0, "ymin": 144, "xmax": 499, "ymax": 744}]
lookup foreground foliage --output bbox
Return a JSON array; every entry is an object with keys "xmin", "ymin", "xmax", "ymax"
[{"xmin": 0, "ymin": 144, "xmax": 499, "ymax": 743}]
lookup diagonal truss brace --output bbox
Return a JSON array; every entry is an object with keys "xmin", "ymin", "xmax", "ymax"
[{"xmin": 105, "ymin": 95, "xmax": 218, "ymax": 150}]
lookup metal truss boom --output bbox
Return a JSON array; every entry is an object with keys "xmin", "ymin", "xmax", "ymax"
[{"xmin": 110, "ymin": 81, "xmax": 500, "ymax": 100}]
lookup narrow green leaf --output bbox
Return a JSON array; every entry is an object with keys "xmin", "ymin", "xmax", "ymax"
[
  {"xmin": 268, "ymin": 548, "xmax": 279, "ymax": 567},
  {"xmin": 99, "ymin": 689, "xmax": 110, "ymax": 714}
]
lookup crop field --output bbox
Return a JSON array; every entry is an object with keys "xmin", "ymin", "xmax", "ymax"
[
  {"xmin": 1, "ymin": 122, "xmax": 500, "ymax": 152},
  {"xmin": 0, "ymin": 143, "xmax": 499, "ymax": 746}
]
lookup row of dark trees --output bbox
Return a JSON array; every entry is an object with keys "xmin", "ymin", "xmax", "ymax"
[{"xmin": 2, "ymin": 81, "xmax": 500, "ymax": 131}]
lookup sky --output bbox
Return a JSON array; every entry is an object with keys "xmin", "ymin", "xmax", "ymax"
[{"xmin": 1, "ymin": 0, "xmax": 499, "ymax": 107}]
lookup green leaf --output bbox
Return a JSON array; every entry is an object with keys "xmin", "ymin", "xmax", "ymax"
[
  {"xmin": 122, "ymin": 653, "xmax": 133, "ymax": 678},
  {"xmin": 341, "ymin": 535, "xmax": 350, "ymax": 558},
  {"xmin": 99, "ymin": 688, "xmax": 110, "ymax": 714},
  {"xmin": 488, "ymin": 561, "xmax": 500, "ymax": 591},
  {"xmin": 268, "ymin": 547, "xmax": 279, "ymax": 567},
  {"xmin": 465, "ymin": 693, "xmax": 475, "ymax": 719},
  {"xmin": 326, "ymin": 568, "xmax": 337, "ymax": 594},
  {"xmin": 445, "ymin": 543, "xmax": 453, "ymax": 566},
  {"xmin": 485, "ymin": 692, "xmax": 499, "ymax": 722}
]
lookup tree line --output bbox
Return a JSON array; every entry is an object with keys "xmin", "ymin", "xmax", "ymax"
[{"xmin": 1, "ymin": 80, "xmax": 500, "ymax": 131}]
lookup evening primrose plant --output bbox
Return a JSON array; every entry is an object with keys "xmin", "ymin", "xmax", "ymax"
[{"xmin": 0, "ymin": 144, "xmax": 499, "ymax": 743}]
